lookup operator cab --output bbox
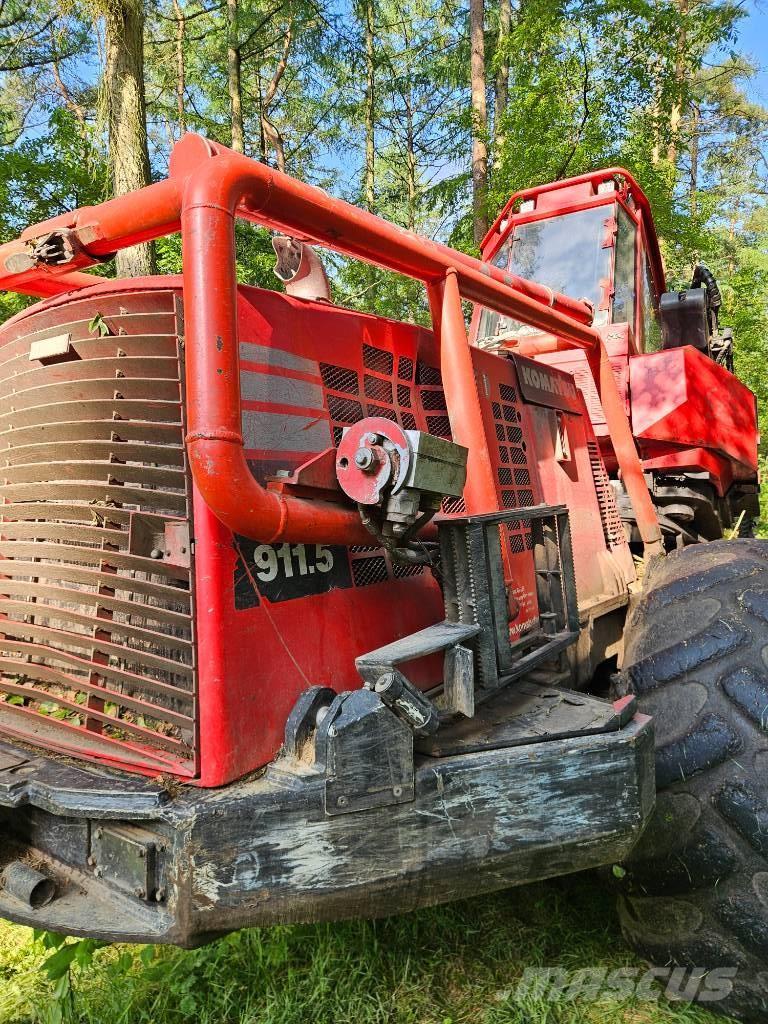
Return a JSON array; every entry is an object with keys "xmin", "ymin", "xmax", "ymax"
[
  {"xmin": 473, "ymin": 169, "xmax": 732, "ymax": 370},
  {"xmin": 473, "ymin": 170, "xmax": 665, "ymax": 356}
]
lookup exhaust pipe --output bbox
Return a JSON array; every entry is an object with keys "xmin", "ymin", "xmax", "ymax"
[{"xmin": 2, "ymin": 861, "xmax": 56, "ymax": 908}]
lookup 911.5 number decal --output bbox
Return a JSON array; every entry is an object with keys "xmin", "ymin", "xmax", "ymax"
[{"xmin": 234, "ymin": 537, "xmax": 353, "ymax": 608}]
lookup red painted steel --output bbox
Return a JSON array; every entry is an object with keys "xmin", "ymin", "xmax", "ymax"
[
  {"xmin": 0, "ymin": 283, "xmax": 197, "ymax": 779},
  {"xmin": 537, "ymin": 324, "xmax": 633, "ymax": 473},
  {"xmin": 12, "ymin": 139, "xmax": 764, "ymax": 784},
  {"xmin": 630, "ymin": 347, "xmax": 758, "ymax": 484},
  {"xmin": 0, "ymin": 272, "xmax": 634, "ymax": 784},
  {"xmin": 12, "ymin": 270, "xmax": 99, "ymax": 298},
  {"xmin": 427, "ymin": 270, "xmax": 499, "ymax": 514},
  {"xmin": 0, "ymin": 134, "xmax": 662, "ymax": 555}
]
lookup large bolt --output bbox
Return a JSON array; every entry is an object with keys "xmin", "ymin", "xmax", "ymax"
[{"xmin": 354, "ymin": 448, "xmax": 376, "ymax": 471}]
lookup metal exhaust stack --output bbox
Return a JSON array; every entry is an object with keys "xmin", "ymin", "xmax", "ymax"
[{"xmin": 3, "ymin": 861, "xmax": 56, "ymax": 909}]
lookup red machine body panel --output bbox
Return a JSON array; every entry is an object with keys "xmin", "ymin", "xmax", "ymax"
[
  {"xmin": 537, "ymin": 324, "xmax": 633, "ymax": 474},
  {"xmin": 198, "ymin": 288, "xmax": 552, "ymax": 784},
  {"xmin": 538, "ymin": 332, "xmax": 757, "ymax": 498},
  {"xmin": 517, "ymin": 397, "xmax": 635, "ymax": 603},
  {"xmin": 630, "ymin": 346, "xmax": 758, "ymax": 493},
  {"xmin": 0, "ymin": 277, "xmax": 634, "ymax": 786},
  {"xmin": 475, "ymin": 166, "xmax": 759, "ymax": 507}
]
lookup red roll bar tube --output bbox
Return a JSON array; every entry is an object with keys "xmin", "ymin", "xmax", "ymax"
[{"xmin": 0, "ymin": 134, "xmax": 662, "ymax": 555}]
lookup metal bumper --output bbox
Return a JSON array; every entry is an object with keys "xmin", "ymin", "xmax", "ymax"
[{"xmin": 0, "ymin": 709, "xmax": 654, "ymax": 946}]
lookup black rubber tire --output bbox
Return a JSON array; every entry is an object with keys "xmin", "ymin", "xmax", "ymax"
[
  {"xmin": 738, "ymin": 515, "xmax": 756, "ymax": 539},
  {"xmin": 614, "ymin": 539, "xmax": 768, "ymax": 1021}
]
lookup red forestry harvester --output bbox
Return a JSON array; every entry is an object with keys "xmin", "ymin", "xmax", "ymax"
[{"xmin": 0, "ymin": 136, "xmax": 763, "ymax": 1019}]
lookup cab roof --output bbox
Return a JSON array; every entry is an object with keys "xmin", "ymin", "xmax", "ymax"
[{"xmin": 482, "ymin": 167, "xmax": 666, "ymax": 298}]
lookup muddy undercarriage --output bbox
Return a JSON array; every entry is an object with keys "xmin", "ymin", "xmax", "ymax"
[{"xmin": 0, "ymin": 684, "xmax": 653, "ymax": 945}]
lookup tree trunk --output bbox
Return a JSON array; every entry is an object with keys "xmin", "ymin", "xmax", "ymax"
[
  {"xmin": 227, "ymin": 0, "xmax": 244, "ymax": 153},
  {"xmin": 262, "ymin": 118, "xmax": 286, "ymax": 172},
  {"xmin": 104, "ymin": 0, "xmax": 154, "ymax": 277},
  {"xmin": 362, "ymin": 0, "xmax": 376, "ymax": 212},
  {"xmin": 261, "ymin": 19, "xmax": 292, "ymax": 172},
  {"xmin": 470, "ymin": 0, "xmax": 488, "ymax": 246},
  {"xmin": 667, "ymin": 0, "xmax": 688, "ymax": 166},
  {"xmin": 493, "ymin": 0, "xmax": 510, "ymax": 165},
  {"xmin": 405, "ymin": 89, "xmax": 416, "ymax": 231},
  {"xmin": 689, "ymin": 102, "xmax": 699, "ymax": 215},
  {"xmin": 173, "ymin": 0, "xmax": 186, "ymax": 134}
]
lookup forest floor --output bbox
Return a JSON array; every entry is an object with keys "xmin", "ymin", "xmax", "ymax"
[{"xmin": 0, "ymin": 872, "xmax": 734, "ymax": 1024}]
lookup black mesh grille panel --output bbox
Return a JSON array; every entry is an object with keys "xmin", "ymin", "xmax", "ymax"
[
  {"xmin": 363, "ymin": 345, "xmax": 393, "ymax": 375},
  {"xmin": 364, "ymin": 375, "xmax": 394, "ymax": 404},
  {"xmin": 490, "ymin": 377, "xmax": 533, "ymax": 551},
  {"xmin": 398, "ymin": 356, "xmax": 414, "ymax": 380},
  {"xmin": 416, "ymin": 362, "xmax": 442, "ymax": 386},
  {"xmin": 420, "ymin": 388, "xmax": 448, "ymax": 411},
  {"xmin": 426, "ymin": 415, "xmax": 451, "ymax": 439},
  {"xmin": 327, "ymin": 395, "xmax": 364, "ymax": 423},
  {"xmin": 351, "ymin": 555, "xmax": 389, "ymax": 587},
  {"xmin": 320, "ymin": 363, "xmax": 359, "ymax": 394},
  {"xmin": 367, "ymin": 404, "xmax": 398, "ymax": 421}
]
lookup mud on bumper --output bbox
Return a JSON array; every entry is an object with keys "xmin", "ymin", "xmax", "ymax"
[{"xmin": 0, "ymin": 692, "xmax": 654, "ymax": 946}]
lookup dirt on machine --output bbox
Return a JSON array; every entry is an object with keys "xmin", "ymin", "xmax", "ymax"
[{"xmin": 0, "ymin": 136, "xmax": 762, "ymax": 1020}]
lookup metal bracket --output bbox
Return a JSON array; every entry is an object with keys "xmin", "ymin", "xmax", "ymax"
[
  {"xmin": 439, "ymin": 503, "xmax": 579, "ymax": 697},
  {"xmin": 90, "ymin": 824, "xmax": 164, "ymax": 902},
  {"xmin": 280, "ymin": 686, "xmax": 415, "ymax": 816},
  {"xmin": 352, "ymin": 504, "xmax": 579, "ymax": 726},
  {"xmin": 356, "ymin": 620, "xmax": 481, "ymax": 725}
]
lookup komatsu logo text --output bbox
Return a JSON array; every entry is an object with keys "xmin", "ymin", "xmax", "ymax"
[{"xmin": 519, "ymin": 363, "xmax": 578, "ymax": 401}]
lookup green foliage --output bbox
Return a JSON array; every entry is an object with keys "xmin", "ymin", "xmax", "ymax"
[
  {"xmin": 87, "ymin": 312, "xmax": 110, "ymax": 337},
  {"xmin": 30, "ymin": 932, "xmax": 108, "ymax": 1024},
  {"xmin": 0, "ymin": 879, "xmax": 732, "ymax": 1023}
]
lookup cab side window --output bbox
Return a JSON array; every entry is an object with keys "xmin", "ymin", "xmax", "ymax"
[
  {"xmin": 612, "ymin": 205, "xmax": 636, "ymax": 328},
  {"xmin": 640, "ymin": 254, "xmax": 662, "ymax": 352}
]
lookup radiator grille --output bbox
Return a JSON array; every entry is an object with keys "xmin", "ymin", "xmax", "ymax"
[
  {"xmin": 491, "ymin": 388, "xmax": 534, "ymax": 550},
  {"xmin": 572, "ymin": 364, "xmax": 604, "ymax": 423},
  {"xmin": 0, "ymin": 291, "xmax": 196, "ymax": 777},
  {"xmin": 587, "ymin": 440, "xmax": 626, "ymax": 549},
  {"xmin": 571, "ymin": 357, "xmax": 627, "ymax": 428}
]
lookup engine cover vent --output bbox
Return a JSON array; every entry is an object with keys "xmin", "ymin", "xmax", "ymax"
[{"xmin": 0, "ymin": 290, "xmax": 196, "ymax": 778}]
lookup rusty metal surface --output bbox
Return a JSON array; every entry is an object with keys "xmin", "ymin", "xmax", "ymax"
[{"xmin": 0, "ymin": 289, "xmax": 196, "ymax": 777}]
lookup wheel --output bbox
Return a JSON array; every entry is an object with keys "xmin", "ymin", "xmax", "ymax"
[
  {"xmin": 738, "ymin": 514, "xmax": 756, "ymax": 539},
  {"xmin": 613, "ymin": 539, "xmax": 768, "ymax": 1021}
]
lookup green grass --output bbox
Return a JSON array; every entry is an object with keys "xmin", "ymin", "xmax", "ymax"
[{"xmin": 0, "ymin": 875, "xmax": 735, "ymax": 1024}]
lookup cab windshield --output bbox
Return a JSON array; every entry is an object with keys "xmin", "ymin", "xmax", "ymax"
[{"xmin": 477, "ymin": 204, "xmax": 614, "ymax": 345}]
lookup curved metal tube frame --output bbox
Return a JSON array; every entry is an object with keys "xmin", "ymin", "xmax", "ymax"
[{"xmin": 0, "ymin": 134, "xmax": 662, "ymax": 553}]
